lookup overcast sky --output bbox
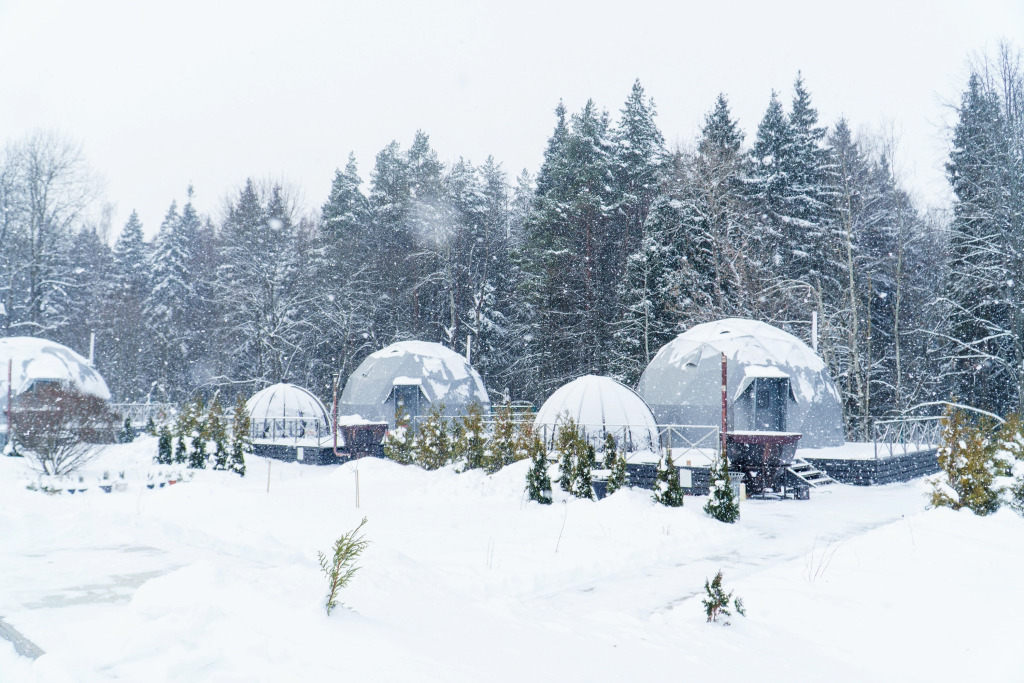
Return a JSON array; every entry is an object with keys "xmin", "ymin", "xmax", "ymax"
[{"xmin": 1, "ymin": 0, "xmax": 1022, "ymax": 238}]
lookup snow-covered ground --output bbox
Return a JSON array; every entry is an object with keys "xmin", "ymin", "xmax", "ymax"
[{"xmin": 2, "ymin": 438, "xmax": 1022, "ymax": 681}]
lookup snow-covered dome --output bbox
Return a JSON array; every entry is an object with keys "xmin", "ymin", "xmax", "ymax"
[
  {"xmin": 338, "ymin": 341, "xmax": 489, "ymax": 427},
  {"xmin": 534, "ymin": 375, "xmax": 660, "ymax": 453},
  {"xmin": 0, "ymin": 336, "xmax": 111, "ymax": 410},
  {"xmin": 246, "ymin": 383, "xmax": 330, "ymax": 441},
  {"xmin": 637, "ymin": 318, "xmax": 844, "ymax": 448}
]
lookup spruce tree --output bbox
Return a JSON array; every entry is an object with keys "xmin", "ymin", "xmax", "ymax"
[
  {"xmin": 525, "ymin": 435, "xmax": 553, "ymax": 505},
  {"xmin": 383, "ymin": 406, "xmax": 415, "ymax": 465},
  {"xmin": 704, "ymin": 453, "xmax": 739, "ymax": 523},
  {"xmin": 555, "ymin": 416, "xmax": 583, "ymax": 494},
  {"xmin": 654, "ymin": 449, "xmax": 685, "ymax": 507},
  {"xmin": 605, "ymin": 433, "xmax": 628, "ymax": 494},
  {"xmin": 119, "ymin": 417, "xmax": 133, "ymax": 444},
  {"xmin": 173, "ymin": 402, "xmax": 192, "ymax": 464},
  {"xmin": 229, "ymin": 394, "xmax": 250, "ymax": 477}
]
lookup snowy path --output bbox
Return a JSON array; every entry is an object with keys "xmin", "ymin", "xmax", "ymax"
[{"xmin": 2, "ymin": 441, "xmax": 1023, "ymax": 681}]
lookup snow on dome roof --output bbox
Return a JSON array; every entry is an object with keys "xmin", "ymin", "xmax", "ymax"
[
  {"xmin": 534, "ymin": 375, "xmax": 659, "ymax": 453},
  {"xmin": 0, "ymin": 336, "xmax": 111, "ymax": 404},
  {"xmin": 339, "ymin": 341, "xmax": 489, "ymax": 425},
  {"xmin": 637, "ymin": 318, "xmax": 844, "ymax": 448},
  {"xmin": 246, "ymin": 383, "xmax": 330, "ymax": 441}
]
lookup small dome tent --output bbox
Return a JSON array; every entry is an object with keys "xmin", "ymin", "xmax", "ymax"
[
  {"xmin": 534, "ymin": 375, "xmax": 660, "ymax": 454},
  {"xmin": 338, "ymin": 341, "xmax": 490, "ymax": 427},
  {"xmin": 246, "ymin": 383, "xmax": 331, "ymax": 441},
  {"xmin": 637, "ymin": 318, "xmax": 844, "ymax": 448}
]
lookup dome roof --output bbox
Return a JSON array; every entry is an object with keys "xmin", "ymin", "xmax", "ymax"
[
  {"xmin": 534, "ymin": 375, "xmax": 659, "ymax": 452},
  {"xmin": 339, "ymin": 341, "xmax": 489, "ymax": 423},
  {"xmin": 246, "ymin": 383, "xmax": 330, "ymax": 440},
  {"xmin": 637, "ymin": 318, "xmax": 844, "ymax": 448},
  {"xmin": 0, "ymin": 336, "xmax": 111, "ymax": 402}
]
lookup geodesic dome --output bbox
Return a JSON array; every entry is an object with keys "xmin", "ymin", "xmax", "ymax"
[
  {"xmin": 0, "ymin": 337, "xmax": 111, "ymax": 414},
  {"xmin": 637, "ymin": 318, "xmax": 844, "ymax": 448},
  {"xmin": 339, "ymin": 341, "xmax": 490, "ymax": 426},
  {"xmin": 534, "ymin": 375, "xmax": 660, "ymax": 453},
  {"xmin": 245, "ymin": 383, "xmax": 330, "ymax": 441}
]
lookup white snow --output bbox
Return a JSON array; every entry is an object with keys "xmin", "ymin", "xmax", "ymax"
[
  {"xmin": 662, "ymin": 318, "xmax": 825, "ymax": 372},
  {"xmin": 1, "ymin": 439, "xmax": 1023, "ymax": 681},
  {"xmin": 0, "ymin": 337, "xmax": 111, "ymax": 403},
  {"xmin": 535, "ymin": 375, "xmax": 659, "ymax": 452}
]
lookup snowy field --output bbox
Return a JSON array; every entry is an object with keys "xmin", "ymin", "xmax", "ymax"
[{"xmin": 2, "ymin": 438, "xmax": 1022, "ymax": 682}]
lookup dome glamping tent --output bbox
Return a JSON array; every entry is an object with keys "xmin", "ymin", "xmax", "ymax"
[
  {"xmin": 534, "ymin": 375, "xmax": 660, "ymax": 457},
  {"xmin": 1, "ymin": 337, "xmax": 111, "ymax": 448},
  {"xmin": 246, "ymin": 383, "xmax": 331, "ymax": 445},
  {"xmin": 637, "ymin": 318, "xmax": 844, "ymax": 449},
  {"xmin": 338, "ymin": 341, "xmax": 490, "ymax": 427}
]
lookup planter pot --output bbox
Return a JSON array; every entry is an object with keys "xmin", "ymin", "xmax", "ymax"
[
  {"xmin": 146, "ymin": 483, "xmax": 155, "ymax": 489},
  {"xmin": 100, "ymin": 485, "xmax": 113, "ymax": 493},
  {"xmin": 158, "ymin": 482, "xmax": 165, "ymax": 488},
  {"xmin": 114, "ymin": 482, "xmax": 128, "ymax": 492},
  {"xmin": 168, "ymin": 480, "xmax": 177, "ymax": 485}
]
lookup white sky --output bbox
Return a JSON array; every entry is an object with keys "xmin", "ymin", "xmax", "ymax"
[{"xmin": 1, "ymin": 0, "xmax": 1022, "ymax": 238}]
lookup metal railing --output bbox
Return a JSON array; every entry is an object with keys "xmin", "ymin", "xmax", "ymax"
[
  {"xmin": 111, "ymin": 402, "xmax": 177, "ymax": 428},
  {"xmin": 250, "ymin": 416, "xmax": 333, "ymax": 447},
  {"xmin": 871, "ymin": 417, "xmax": 944, "ymax": 459}
]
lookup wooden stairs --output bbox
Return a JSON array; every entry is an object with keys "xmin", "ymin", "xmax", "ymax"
[{"xmin": 787, "ymin": 457, "xmax": 837, "ymax": 488}]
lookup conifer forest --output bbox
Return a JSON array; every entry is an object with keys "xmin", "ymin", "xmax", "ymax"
[{"xmin": 2, "ymin": 46, "xmax": 1023, "ymax": 436}]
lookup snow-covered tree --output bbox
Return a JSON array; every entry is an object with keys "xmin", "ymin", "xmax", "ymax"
[
  {"xmin": 604, "ymin": 433, "xmax": 629, "ymax": 494},
  {"xmin": 229, "ymin": 394, "xmax": 249, "ymax": 477},
  {"xmin": 654, "ymin": 449, "xmax": 685, "ymax": 507},
  {"xmin": 383, "ymin": 406, "xmax": 415, "ymax": 465},
  {"xmin": 704, "ymin": 452, "xmax": 739, "ymax": 523},
  {"xmin": 454, "ymin": 401, "xmax": 487, "ymax": 471},
  {"xmin": 525, "ymin": 434, "xmax": 553, "ymax": 505},
  {"xmin": 414, "ymin": 403, "xmax": 453, "ymax": 471}
]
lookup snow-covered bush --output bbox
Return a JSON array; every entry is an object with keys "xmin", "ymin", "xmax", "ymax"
[
  {"xmin": 208, "ymin": 395, "xmax": 230, "ymax": 470},
  {"xmin": 229, "ymin": 394, "xmax": 250, "ymax": 477},
  {"xmin": 9, "ymin": 385, "xmax": 117, "ymax": 476},
  {"xmin": 487, "ymin": 403, "xmax": 517, "ymax": 473},
  {"xmin": 188, "ymin": 395, "xmax": 208, "ymax": 470},
  {"xmin": 554, "ymin": 416, "xmax": 592, "ymax": 498},
  {"xmin": 156, "ymin": 425, "xmax": 174, "ymax": 465},
  {"xmin": 704, "ymin": 452, "xmax": 739, "ymax": 523},
  {"xmin": 653, "ymin": 449, "xmax": 685, "ymax": 507},
  {"xmin": 318, "ymin": 517, "xmax": 369, "ymax": 616}
]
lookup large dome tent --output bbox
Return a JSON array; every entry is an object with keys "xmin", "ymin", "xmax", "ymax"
[
  {"xmin": 534, "ymin": 375, "xmax": 660, "ymax": 456},
  {"xmin": 246, "ymin": 382, "xmax": 331, "ymax": 441},
  {"xmin": 637, "ymin": 318, "xmax": 844, "ymax": 448},
  {"xmin": 0, "ymin": 336, "xmax": 111, "ymax": 407},
  {"xmin": 338, "ymin": 341, "xmax": 490, "ymax": 427}
]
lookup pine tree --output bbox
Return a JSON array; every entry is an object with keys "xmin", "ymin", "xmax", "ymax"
[
  {"xmin": 555, "ymin": 416, "xmax": 583, "ymax": 494},
  {"xmin": 454, "ymin": 401, "xmax": 487, "ymax": 471},
  {"xmin": 229, "ymin": 394, "xmax": 250, "ymax": 477},
  {"xmin": 525, "ymin": 435, "xmax": 553, "ymax": 505},
  {"xmin": 605, "ymin": 433, "xmax": 628, "ymax": 494},
  {"xmin": 414, "ymin": 403, "xmax": 452, "ymax": 470},
  {"xmin": 704, "ymin": 452, "xmax": 739, "ymax": 523},
  {"xmin": 119, "ymin": 417, "xmax": 133, "ymax": 444},
  {"xmin": 654, "ymin": 449, "xmax": 685, "ymax": 507},
  {"xmin": 173, "ymin": 402, "xmax": 192, "ymax": 464},
  {"xmin": 157, "ymin": 425, "xmax": 173, "ymax": 465},
  {"xmin": 702, "ymin": 571, "xmax": 744, "ymax": 623},
  {"xmin": 383, "ymin": 406, "xmax": 415, "ymax": 465},
  {"xmin": 104, "ymin": 210, "xmax": 150, "ymax": 401}
]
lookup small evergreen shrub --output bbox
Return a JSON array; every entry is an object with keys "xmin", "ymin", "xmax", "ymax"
[
  {"xmin": 157, "ymin": 425, "xmax": 173, "ymax": 465},
  {"xmin": 318, "ymin": 517, "xmax": 370, "ymax": 616},
  {"xmin": 488, "ymin": 403, "xmax": 517, "ymax": 473},
  {"xmin": 653, "ymin": 449, "xmax": 685, "ymax": 507},
  {"xmin": 525, "ymin": 435, "xmax": 552, "ymax": 504},
  {"xmin": 415, "ymin": 403, "xmax": 452, "ymax": 470},
  {"xmin": 207, "ymin": 395, "xmax": 230, "ymax": 470},
  {"xmin": 229, "ymin": 394, "xmax": 250, "ymax": 477},
  {"xmin": 702, "ymin": 570, "xmax": 745, "ymax": 624},
  {"xmin": 383, "ymin": 406, "xmax": 415, "ymax": 465},
  {"xmin": 554, "ymin": 416, "xmax": 591, "ymax": 497},
  {"xmin": 930, "ymin": 405, "xmax": 1004, "ymax": 515},
  {"xmin": 119, "ymin": 417, "xmax": 133, "ymax": 444},
  {"xmin": 455, "ymin": 401, "xmax": 487, "ymax": 471},
  {"xmin": 604, "ymin": 433, "xmax": 628, "ymax": 495},
  {"xmin": 574, "ymin": 443, "xmax": 596, "ymax": 500},
  {"xmin": 704, "ymin": 452, "xmax": 739, "ymax": 523},
  {"xmin": 188, "ymin": 395, "xmax": 208, "ymax": 470}
]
